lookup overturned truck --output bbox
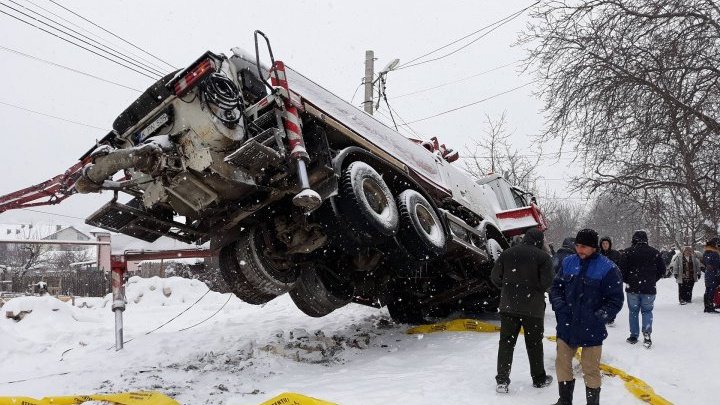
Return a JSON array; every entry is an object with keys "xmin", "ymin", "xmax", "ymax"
[{"xmin": 74, "ymin": 34, "xmax": 546, "ymax": 323}]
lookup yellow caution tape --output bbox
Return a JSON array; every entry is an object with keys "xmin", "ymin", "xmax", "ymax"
[
  {"xmin": 258, "ymin": 392, "xmax": 337, "ymax": 405},
  {"xmin": 545, "ymin": 336, "xmax": 673, "ymax": 405},
  {"xmin": 405, "ymin": 323, "xmax": 674, "ymax": 404},
  {"xmin": 406, "ymin": 318, "xmax": 501, "ymax": 334},
  {"xmin": 0, "ymin": 391, "xmax": 179, "ymax": 405},
  {"xmin": 599, "ymin": 364, "xmax": 673, "ymax": 405}
]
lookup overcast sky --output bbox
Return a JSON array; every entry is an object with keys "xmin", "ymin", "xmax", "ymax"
[{"xmin": 0, "ymin": 0, "xmax": 582, "ymax": 228}]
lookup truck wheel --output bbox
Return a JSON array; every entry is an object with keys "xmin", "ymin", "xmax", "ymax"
[
  {"xmin": 486, "ymin": 238, "xmax": 503, "ymax": 262},
  {"xmin": 397, "ymin": 189, "xmax": 446, "ymax": 259},
  {"xmin": 218, "ymin": 244, "xmax": 275, "ymax": 304},
  {"xmin": 290, "ymin": 265, "xmax": 353, "ymax": 317},
  {"xmin": 232, "ymin": 227, "xmax": 298, "ymax": 295},
  {"xmin": 386, "ymin": 279, "xmax": 426, "ymax": 324},
  {"xmin": 337, "ymin": 161, "xmax": 399, "ymax": 241}
]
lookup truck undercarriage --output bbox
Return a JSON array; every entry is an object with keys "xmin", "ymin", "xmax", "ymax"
[{"xmin": 0, "ymin": 32, "xmax": 547, "ymax": 323}]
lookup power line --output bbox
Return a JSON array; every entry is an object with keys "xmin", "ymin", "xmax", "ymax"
[
  {"xmin": 459, "ymin": 152, "xmax": 577, "ymax": 160},
  {"xmin": 385, "ymin": 103, "xmax": 425, "ymax": 140},
  {"xmin": 396, "ymin": 2, "xmax": 539, "ymax": 70},
  {"xmin": 7, "ymin": 0, "xmax": 165, "ymax": 77},
  {"xmin": 541, "ymin": 196, "xmax": 593, "ymax": 201},
  {"xmin": 143, "ymin": 289, "xmax": 212, "ymax": 335},
  {"xmin": 377, "ymin": 76, "xmax": 398, "ymax": 130},
  {"xmin": 177, "ymin": 294, "xmax": 234, "ymax": 332},
  {"xmin": 349, "ymin": 78, "xmax": 364, "ymax": 104},
  {"xmin": 0, "ymin": 7, "xmax": 158, "ymax": 80},
  {"xmin": 0, "ymin": 100, "xmax": 107, "ymax": 130},
  {"xmin": 401, "ymin": 80, "xmax": 538, "ymax": 125},
  {"xmin": 17, "ymin": 208, "xmax": 86, "ymax": 221},
  {"xmin": 390, "ymin": 61, "xmax": 518, "ymax": 100},
  {"xmin": 0, "ymin": 1, "xmax": 161, "ymax": 79},
  {"xmin": 47, "ymin": 0, "xmax": 176, "ymax": 70},
  {"xmin": 24, "ymin": 0, "xmax": 170, "ymax": 74},
  {"xmin": 0, "ymin": 44, "xmax": 142, "ymax": 92},
  {"xmin": 106, "ymin": 289, "xmax": 213, "ymax": 350},
  {"xmin": 371, "ymin": 80, "xmax": 425, "ymax": 140}
]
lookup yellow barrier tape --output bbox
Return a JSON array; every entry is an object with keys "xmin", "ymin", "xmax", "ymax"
[
  {"xmin": 259, "ymin": 392, "xmax": 337, "ymax": 405},
  {"xmin": 406, "ymin": 322, "xmax": 674, "ymax": 404},
  {"xmin": 0, "ymin": 391, "xmax": 179, "ymax": 405},
  {"xmin": 545, "ymin": 337, "xmax": 673, "ymax": 405},
  {"xmin": 406, "ymin": 318, "xmax": 501, "ymax": 334}
]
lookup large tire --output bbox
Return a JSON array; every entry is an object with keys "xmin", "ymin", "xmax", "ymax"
[
  {"xmin": 218, "ymin": 244, "xmax": 275, "ymax": 304},
  {"xmin": 336, "ymin": 161, "xmax": 399, "ymax": 242},
  {"xmin": 486, "ymin": 238, "xmax": 503, "ymax": 262},
  {"xmin": 233, "ymin": 227, "xmax": 298, "ymax": 295},
  {"xmin": 396, "ymin": 189, "xmax": 446, "ymax": 259},
  {"xmin": 290, "ymin": 265, "xmax": 353, "ymax": 317}
]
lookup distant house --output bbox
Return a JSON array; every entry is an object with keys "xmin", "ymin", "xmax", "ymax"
[
  {"xmin": 0, "ymin": 224, "xmax": 107, "ymax": 296},
  {"xmin": 42, "ymin": 226, "xmax": 91, "ymax": 251},
  {"xmin": 0, "ymin": 224, "xmax": 89, "ymax": 252},
  {"xmin": 0, "ymin": 224, "xmax": 96, "ymax": 272}
]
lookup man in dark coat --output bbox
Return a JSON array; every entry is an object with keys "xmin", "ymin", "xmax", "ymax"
[
  {"xmin": 703, "ymin": 237, "xmax": 720, "ymax": 313},
  {"xmin": 550, "ymin": 229, "xmax": 624, "ymax": 405},
  {"xmin": 599, "ymin": 236, "xmax": 622, "ymax": 265},
  {"xmin": 619, "ymin": 230, "xmax": 665, "ymax": 347},
  {"xmin": 491, "ymin": 228, "xmax": 554, "ymax": 393},
  {"xmin": 552, "ymin": 237, "xmax": 575, "ymax": 275}
]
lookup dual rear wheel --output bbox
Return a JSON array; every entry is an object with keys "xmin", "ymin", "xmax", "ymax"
[
  {"xmin": 336, "ymin": 161, "xmax": 446, "ymax": 258},
  {"xmin": 218, "ymin": 160, "xmax": 448, "ymax": 319},
  {"xmin": 218, "ymin": 227, "xmax": 296, "ymax": 304}
]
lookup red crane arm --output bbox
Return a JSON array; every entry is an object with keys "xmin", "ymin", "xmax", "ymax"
[{"xmin": 0, "ymin": 159, "xmax": 88, "ymax": 214}]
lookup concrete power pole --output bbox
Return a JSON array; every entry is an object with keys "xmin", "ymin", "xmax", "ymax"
[{"xmin": 364, "ymin": 50, "xmax": 374, "ymax": 115}]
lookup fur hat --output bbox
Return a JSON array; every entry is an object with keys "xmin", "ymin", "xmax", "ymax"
[{"xmin": 575, "ymin": 229, "xmax": 599, "ymax": 249}]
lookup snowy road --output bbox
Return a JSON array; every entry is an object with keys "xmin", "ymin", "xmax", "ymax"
[{"xmin": 1, "ymin": 276, "xmax": 717, "ymax": 404}]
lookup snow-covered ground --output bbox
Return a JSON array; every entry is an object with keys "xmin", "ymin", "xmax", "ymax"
[{"xmin": 1, "ymin": 276, "xmax": 717, "ymax": 404}]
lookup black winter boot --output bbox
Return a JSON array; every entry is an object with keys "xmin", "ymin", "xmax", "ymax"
[
  {"xmin": 551, "ymin": 379, "xmax": 574, "ymax": 405},
  {"xmin": 586, "ymin": 386, "xmax": 601, "ymax": 405}
]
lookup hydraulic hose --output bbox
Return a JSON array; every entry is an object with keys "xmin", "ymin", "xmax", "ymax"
[{"xmin": 75, "ymin": 143, "xmax": 162, "ymax": 193}]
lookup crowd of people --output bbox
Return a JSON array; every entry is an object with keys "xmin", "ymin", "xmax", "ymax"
[{"xmin": 489, "ymin": 227, "xmax": 720, "ymax": 404}]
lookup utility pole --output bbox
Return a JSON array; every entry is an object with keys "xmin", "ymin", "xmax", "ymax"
[{"xmin": 363, "ymin": 50, "xmax": 374, "ymax": 115}]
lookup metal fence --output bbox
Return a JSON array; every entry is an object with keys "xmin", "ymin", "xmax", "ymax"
[{"xmin": 11, "ymin": 270, "xmax": 110, "ymax": 297}]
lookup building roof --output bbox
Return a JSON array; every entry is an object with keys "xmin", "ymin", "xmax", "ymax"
[
  {"xmin": 42, "ymin": 226, "xmax": 90, "ymax": 241},
  {"xmin": 0, "ymin": 223, "xmax": 65, "ymax": 241}
]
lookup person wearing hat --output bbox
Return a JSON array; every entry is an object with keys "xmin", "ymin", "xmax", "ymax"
[
  {"xmin": 549, "ymin": 228, "xmax": 624, "ymax": 405},
  {"xmin": 619, "ymin": 230, "xmax": 666, "ymax": 347},
  {"xmin": 703, "ymin": 237, "xmax": 720, "ymax": 313},
  {"xmin": 490, "ymin": 228, "xmax": 554, "ymax": 394}
]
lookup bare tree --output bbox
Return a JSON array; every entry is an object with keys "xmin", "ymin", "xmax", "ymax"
[
  {"xmin": 520, "ymin": 0, "xmax": 720, "ymax": 238},
  {"xmin": 584, "ymin": 192, "xmax": 651, "ymax": 248},
  {"xmin": 629, "ymin": 188, "xmax": 706, "ymax": 248},
  {"xmin": 465, "ymin": 112, "xmax": 542, "ymax": 193},
  {"xmin": 542, "ymin": 197, "xmax": 585, "ymax": 247},
  {"xmin": 46, "ymin": 249, "xmax": 92, "ymax": 272},
  {"xmin": 0, "ymin": 224, "xmax": 49, "ymax": 273}
]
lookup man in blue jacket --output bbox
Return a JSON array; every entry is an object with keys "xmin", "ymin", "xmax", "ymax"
[
  {"xmin": 703, "ymin": 237, "xmax": 720, "ymax": 313},
  {"xmin": 550, "ymin": 229, "xmax": 624, "ymax": 405}
]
